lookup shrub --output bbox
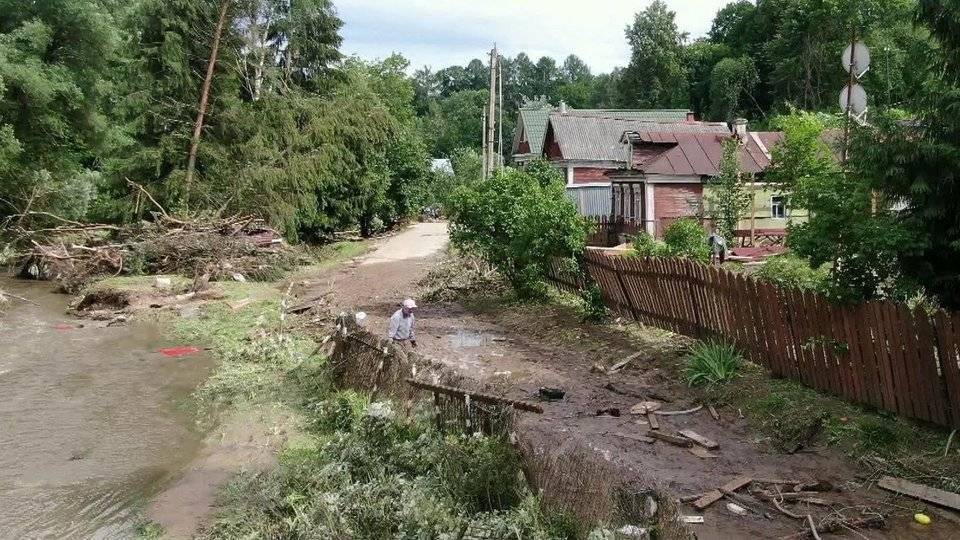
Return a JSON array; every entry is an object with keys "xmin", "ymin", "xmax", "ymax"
[
  {"xmin": 662, "ymin": 218, "xmax": 709, "ymax": 262},
  {"xmin": 631, "ymin": 231, "xmax": 667, "ymax": 257},
  {"xmin": 685, "ymin": 340, "xmax": 742, "ymax": 387},
  {"xmin": 579, "ymin": 282, "xmax": 608, "ymax": 323},
  {"xmin": 447, "ymin": 162, "xmax": 590, "ymax": 299},
  {"xmin": 755, "ymin": 254, "xmax": 829, "ymax": 292}
]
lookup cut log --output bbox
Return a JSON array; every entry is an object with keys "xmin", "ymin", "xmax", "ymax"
[
  {"xmin": 693, "ymin": 476, "xmax": 753, "ymax": 510},
  {"xmin": 708, "ymin": 403, "xmax": 720, "ymax": 421},
  {"xmin": 646, "ymin": 411, "xmax": 660, "ymax": 430},
  {"xmin": 878, "ymin": 476, "xmax": 960, "ymax": 511},
  {"xmin": 678, "ymin": 429, "xmax": 720, "ymax": 450}
]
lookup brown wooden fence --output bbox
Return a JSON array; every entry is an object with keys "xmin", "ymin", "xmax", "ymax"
[
  {"xmin": 548, "ymin": 249, "xmax": 960, "ymax": 429},
  {"xmin": 586, "ymin": 216, "xmax": 643, "ymax": 247}
]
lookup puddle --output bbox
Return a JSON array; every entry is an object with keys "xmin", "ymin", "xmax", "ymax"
[
  {"xmin": 448, "ymin": 328, "xmax": 490, "ymax": 348},
  {"xmin": 0, "ymin": 278, "xmax": 213, "ymax": 538}
]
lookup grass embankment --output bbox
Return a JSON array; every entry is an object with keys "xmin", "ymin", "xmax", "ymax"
[{"xmin": 99, "ymin": 241, "xmax": 581, "ymax": 539}]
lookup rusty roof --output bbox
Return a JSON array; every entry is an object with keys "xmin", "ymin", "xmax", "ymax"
[{"xmin": 623, "ymin": 131, "xmax": 784, "ymax": 176}]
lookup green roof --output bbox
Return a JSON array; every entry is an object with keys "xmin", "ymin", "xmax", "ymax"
[{"xmin": 515, "ymin": 108, "xmax": 691, "ymax": 157}]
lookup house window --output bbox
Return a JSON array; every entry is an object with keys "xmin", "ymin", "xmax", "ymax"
[{"xmin": 771, "ymin": 195, "xmax": 787, "ymax": 219}]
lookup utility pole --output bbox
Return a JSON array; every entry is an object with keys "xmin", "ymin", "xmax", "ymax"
[
  {"xmin": 485, "ymin": 44, "xmax": 498, "ymax": 178},
  {"xmin": 497, "ymin": 50, "xmax": 504, "ymax": 170},
  {"xmin": 481, "ymin": 111, "xmax": 488, "ymax": 180}
]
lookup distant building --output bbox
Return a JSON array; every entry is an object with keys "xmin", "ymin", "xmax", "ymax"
[{"xmin": 430, "ymin": 158, "xmax": 454, "ymax": 175}]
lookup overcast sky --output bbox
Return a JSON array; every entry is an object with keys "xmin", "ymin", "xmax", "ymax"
[{"xmin": 336, "ymin": 0, "xmax": 733, "ymax": 73}]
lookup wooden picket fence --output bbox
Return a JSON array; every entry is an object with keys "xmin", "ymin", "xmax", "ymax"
[{"xmin": 548, "ymin": 249, "xmax": 960, "ymax": 429}]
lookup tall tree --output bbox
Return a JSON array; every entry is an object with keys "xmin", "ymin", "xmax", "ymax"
[{"xmin": 619, "ymin": 0, "xmax": 689, "ymax": 108}]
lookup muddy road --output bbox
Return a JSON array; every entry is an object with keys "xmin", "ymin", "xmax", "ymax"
[
  {"xmin": 301, "ymin": 222, "xmax": 959, "ymax": 539},
  {"xmin": 0, "ymin": 278, "xmax": 212, "ymax": 538}
]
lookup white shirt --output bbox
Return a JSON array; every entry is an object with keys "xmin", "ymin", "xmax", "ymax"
[{"xmin": 387, "ymin": 309, "xmax": 415, "ymax": 340}]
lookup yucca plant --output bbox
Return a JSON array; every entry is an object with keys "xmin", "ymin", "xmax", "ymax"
[{"xmin": 684, "ymin": 340, "xmax": 743, "ymax": 387}]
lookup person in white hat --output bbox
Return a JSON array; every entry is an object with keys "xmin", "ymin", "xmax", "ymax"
[{"xmin": 387, "ymin": 298, "xmax": 417, "ymax": 347}]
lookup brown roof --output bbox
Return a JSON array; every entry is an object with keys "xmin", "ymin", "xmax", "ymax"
[{"xmin": 623, "ymin": 131, "xmax": 784, "ymax": 176}]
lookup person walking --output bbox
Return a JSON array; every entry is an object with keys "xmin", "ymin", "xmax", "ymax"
[{"xmin": 387, "ymin": 298, "xmax": 417, "ymax": 348}]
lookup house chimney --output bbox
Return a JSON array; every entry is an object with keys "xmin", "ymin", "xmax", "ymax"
[
  {"xmin": 732, "ymin": 118, "xmax": 748, "ymax": 139},
  {"xmin": 559, "ymin": 100, "xmax": 568, "ymax": 114},
  {"xmin": 686, "ymin": 111, "xmax": 696, "ymax": 122}
]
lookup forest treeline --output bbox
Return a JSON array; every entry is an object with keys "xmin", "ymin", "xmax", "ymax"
[{"xmin": 1, "ymin": 0, "xmax": 958, "ymax": 308}]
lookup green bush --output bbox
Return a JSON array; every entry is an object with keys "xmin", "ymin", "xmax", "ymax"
[
  {"xmin": 631, "ymin": 231, "xmax": 667, "ymax": 257},
  {"xmin": 685, "ymin": 340, "xmax": 743, "ymax": 387},
  {"xmin": 447, "ymin": 161, "xmax": 590, "ymax": 299},
  {"xmin": 755, "ymin": 254, "xmax": 829, "ymax": 292},
  {"xmin": 662, "ymin": 218, "xmax": 709, "ymax": 262}
]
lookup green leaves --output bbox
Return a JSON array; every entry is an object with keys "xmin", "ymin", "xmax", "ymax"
[
  {"xmin": 447, "ymin": 162, "xmax": 589, "ymax": 299},
  {"xmin": 705, "ymin": 137, "xmax": 752, "ymax": 242}
]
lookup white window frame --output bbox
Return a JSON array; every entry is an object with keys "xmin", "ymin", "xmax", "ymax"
[{"xmin": 770, "ymin": 195, "xmax": 787, "ymax": 219}]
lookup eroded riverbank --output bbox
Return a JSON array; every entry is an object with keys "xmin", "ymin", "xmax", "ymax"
[{"xmin": 0, "ymin": 278, "xmax": 213, "ymax": 538}]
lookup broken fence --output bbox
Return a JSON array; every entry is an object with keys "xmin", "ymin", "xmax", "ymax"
[{"xmin": 547, "ymin": 249, "xmax": 960, "ymax": 429}]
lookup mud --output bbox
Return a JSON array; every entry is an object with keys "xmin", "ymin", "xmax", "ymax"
[
  {"xmin": 299, "ymin": 222, "xmax": 960, "ymax": 539},
  {"xmin": 0, "ymin": 277, "xmax": 213, "ymax": 538}
]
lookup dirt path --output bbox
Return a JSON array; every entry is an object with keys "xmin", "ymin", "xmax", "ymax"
[{"xmin": 301, "ymin": 223, "xmax": 955, "ymax": 539}]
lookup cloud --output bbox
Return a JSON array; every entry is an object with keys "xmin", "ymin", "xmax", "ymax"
[{"xmin": 335, "ymin": 0, "xmax": 732, "ymax": 72}]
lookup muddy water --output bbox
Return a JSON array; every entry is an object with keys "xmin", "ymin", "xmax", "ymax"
[{"xmin": 0, "ymin": 279, "xmax": 212, "ymax": 538}]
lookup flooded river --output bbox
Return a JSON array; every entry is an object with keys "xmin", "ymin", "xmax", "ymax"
[{"xmin": 0, "ymin": 279, "xmax": 212, "ymax": 538}]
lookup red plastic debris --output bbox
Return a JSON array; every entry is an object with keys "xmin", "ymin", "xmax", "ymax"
[
  {"xmin": 54, "ymin": 323, "xmax": 75, "ymax": 331},
  {"xmin": 158, "ymin": 346, "xmax": 202, "ymax": 358}
]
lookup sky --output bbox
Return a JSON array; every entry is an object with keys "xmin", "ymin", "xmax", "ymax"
[{"xmin": 335, "ymin": 0, "xmax": 733, "ymax": 73}]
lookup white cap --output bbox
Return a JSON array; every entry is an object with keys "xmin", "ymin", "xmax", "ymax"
[{"xmin": 402, "ymin": 298, "xmax": 417, "ymax": 309}]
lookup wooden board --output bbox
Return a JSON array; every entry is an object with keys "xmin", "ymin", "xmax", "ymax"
[
  {"xmin": 693, "ymin": 476, "xmax": 752, "ymax": 510},
  {"xmin": 647, "ymin": 430, "xmax": 692, "ymax": 447},
  {"xmin": 678, "ymin": 429, "xmax": 719, "ymax": 450},
  {"xmin": 878, "ymin": 476, "xmax": 960, "ymax": 511},
  {"xmin": 614, "ymin": 432, "xmax": 655, "ymax": 444}
]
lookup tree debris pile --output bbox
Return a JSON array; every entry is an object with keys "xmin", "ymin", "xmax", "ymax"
[
  {"xmin": 417, "ymin": 251, "xmax": 505, "ymax": 301},
  {"xmin": 6, "ymin": 213, "xmax": 299, "ymax": 292}
]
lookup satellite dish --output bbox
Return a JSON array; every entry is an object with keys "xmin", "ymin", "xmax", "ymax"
[
  {"xmin": 841, "ymin": 41, "xmax": 871, "ymax": 78},
  {"xmin": 840, "ymin": 84, "xmax": 868, "ymax": 115}
]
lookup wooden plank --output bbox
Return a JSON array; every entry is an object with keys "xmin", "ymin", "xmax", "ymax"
[
  {"xmin": 794, "ymin": 290, "xmax": 819, "ymax": 390},
  {"xmin": 678, "ymin": 429, "xmax": 720, "ymax": 450},
  {"xmin": 842, "ymin": 304, "xmax": 869, "ymax": 406},
  {"xmin": 693, "ymin": 476, "xmax": 753, "ymax": 510},
  {"xmin": 882, "ymin": 301, "xmax": 915, "ymax": 418},
  {"xmin": 763, "ymin": 281, "xmax": 790, "ymax": 378},
  {"xmin": 878, "ymin": 476, "xmax": 960, "ymax": 511},
  {"xmin": 934, "ymin": 312, "xmax": 960, "ymax": 427},
  {"xmin": 853, "ymin": 304, "xmax": 880, "ymax": 408},
  {"xmin": 870, "ymin": 301, "xmax": 899, "ymax": 412},
  {"xmin": 647, "ymin": 410, "xmax": 660, "ymax": 430},
  {"xmin": 648, "ymin": 430, "xmax": 693, "ymax": 447},
  {"xmin": 405, "ymin": 379, "xmax": 543, "ymax": 413},
  {"xmin": 912, "ymin": 308, "xmax": 946, "ymax": 426},
  {"xmin": 896, "ymin": 304, "xmax": 925, "ymax": 420}
]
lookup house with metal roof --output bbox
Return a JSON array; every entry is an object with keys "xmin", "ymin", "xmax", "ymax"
[
  {"xmin": 537, "ymin": 110, "xmax": 729, "ymax": 216},
  {"xmin": 610, "ymin": 121, "xmax": 805, "ymax": 240},
  {"xmin": 510, "ymin": 105, "xmax": 694, "ymax": 166}
]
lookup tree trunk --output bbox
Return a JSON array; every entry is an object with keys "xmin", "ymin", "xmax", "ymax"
[{"xmin": 184, "ymin": 0, "xmax": 231, "ymax": 207}]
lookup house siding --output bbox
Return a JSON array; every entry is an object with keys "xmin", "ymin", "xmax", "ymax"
[
  {"xmin": 573, "ymin": 167, "xmax": 610, "ymax": 184},
  {"xmin": 653, "ymin": 183, "xmax": 702, "ymax": 237},
  {"xmin": 566, "ymin": 185, "xmax": 611, "ymax": 216}
]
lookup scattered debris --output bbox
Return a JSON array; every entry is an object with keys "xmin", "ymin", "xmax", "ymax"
[
  {"xmin": 647, "ymin": 431, "xmax": 692, "ymax": 447},
  {"xmin": 646, "ymin": 411, "xmax": 660, "ymax": 430},
  {"xmin": 708, "ymin": 403, "xmax": 720, "ymax": 421},
  {"xmin": 726, "ymin": 502, "xmax": 748, "ymax": 516},
  {"xmin": 614, "ymin": 432, "xmax": 655, "ymax": 444},
  {"xmin": 877, "ymin": 475, "xmax": 960, "ymax": 511},
  {"xmin": 153, "ymin": 276, "xmax": 172, "ymax": 290},
  {"xmin": 781, "ymin": 514, "xmax": 885, "ymax": 539},
  {"xmin": 678, "ymin": 429, "xmax": 719, "ymax": 450},
  {"xmin": 678, "ymin": 516, "xmax": 704, "ymax": 524},
  {"xmin": 538, "ymin": 387, "xmax": 565, "ymax": 401},
  {"xmin": 0, "ymin": 289, "xmax": 39, "ymax": 306},
  {"xmin": 629, "ymin": 401, "xmax": 661, "ymax": 415},
  {"xmin": 106, "ymin": 315, "xmax": 127, "ymax": 327},
  {"xmin": 688, "ymin": 446, "xmax": 719, "ymax": 459},
  {"xmin": 602, "ymin": 381, "xmax": 672, "ymax": 402},
  {"xmin": 590, "ymin": 363, "xmax": 606, "ymax": 374},
  {"xmin": 596, "ymin": 407, "xmax": 621, "ymax": 417},
  {"xmin": 406, "ymin": 379, "xmax": 543, "ymax": 414},
  {"xmin": 655, "ymin": 405, "xmax": 703, "ymax": 416},
  {"xmin": 805, "ymin": 514, "xmax": 821, "ymax": 540},
  {"xmin": 54, "ymin": 323, "xmax": 76, "ymax": 331},
  {"xmin": 227, "ymin": 298, "xmax": 252, "ymax": 310},
  {"xmin": 608, "ymin": 351, "xmax": 643, "ymax": 373},
  {"xmin": 914, "ymin": 513, "xmax": 931, "ymax": 525},
  {"xmin": 615, "ymin": 525, "xmax": 649, "ymax": 539},
  {"xmin": 158, "ymin": 346, "xmax": 202, "ymax": 358},
  {"xmin": 693, "ymin": 476, "xmax": 753, "ymax": 510}
]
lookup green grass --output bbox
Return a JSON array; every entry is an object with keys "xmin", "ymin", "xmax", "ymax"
[
  {"xmin": 199, "ymin": 391, "xmax": 578, "ymax": 540},
  {"xmin": 684, "ymin": 340, "xmax": 743, "ymax": 387},
  {"xmin": 134, "ymin": 520, "xmax": 164, "ymax": 539}
]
